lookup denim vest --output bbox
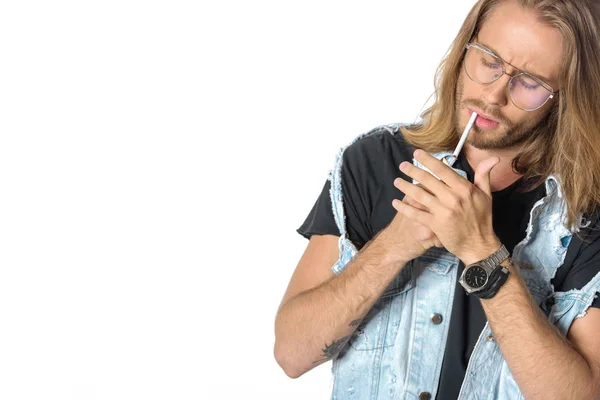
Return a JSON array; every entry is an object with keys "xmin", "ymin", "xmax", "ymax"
[{"xmin": 327, "ymin": 123, "xmax": 600, "ymax": 400}]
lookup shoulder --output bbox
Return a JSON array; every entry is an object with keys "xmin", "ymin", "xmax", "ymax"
[
  {"xmin": 341, "ymin": 123, "xmax": 416, "ymax": 169},
  {"xmin": 556, "ymin": 212, "xmax": 600, "ymax": 291}
]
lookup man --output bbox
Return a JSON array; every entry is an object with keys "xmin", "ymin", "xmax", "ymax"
[{"xmin": 274, "ymin": 0, "xmax": 600, "ymax": 399}]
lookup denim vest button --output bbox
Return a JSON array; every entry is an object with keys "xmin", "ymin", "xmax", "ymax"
[
  {"xmin": 430, "ymin": 313, "xmax": 443, "ymax": 325},
  {"xmin": 419, "ymin": 392, "xmax": 432, "ymax": 400},
  {"xmin": 486, "ymin": 335, "xmax": 494, "ymax": 342}
]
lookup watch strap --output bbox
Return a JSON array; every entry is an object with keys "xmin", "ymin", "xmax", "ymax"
[
  {"xmin": 479, "ymin": 244, "xmax": 510, "ymax": 271},
  {"xmin": 476, "ymin": 266, "xmax": 510, "ymax": 299}
]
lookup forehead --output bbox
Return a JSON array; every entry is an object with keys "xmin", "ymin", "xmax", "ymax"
[{"xmin": 477, "ymin": 0, "xmax": 563, "ymax": 85}]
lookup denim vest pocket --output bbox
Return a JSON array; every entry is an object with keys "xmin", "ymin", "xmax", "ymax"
[
  {"xmin": 412, "ymin": 247, "xmax": 458, "ymax": 278},
  {"xmin": 382, "ymin": 262, "xmax": 414, "ymax": 298},
  {"xmin": 348, "ymin": 266, "xmax": 415, "ymax": 351}
]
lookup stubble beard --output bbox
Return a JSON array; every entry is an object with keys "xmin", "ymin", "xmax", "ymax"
[{"xmin": 454, "ymin": 74, "xmax": 539, "ymax": 150}]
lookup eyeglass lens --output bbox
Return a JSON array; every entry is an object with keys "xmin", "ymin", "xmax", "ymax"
[{"xmin": 464, "ymin": 46, "xmax": 552, "ymax": 111}]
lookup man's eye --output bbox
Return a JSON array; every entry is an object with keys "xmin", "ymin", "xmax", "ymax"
[
  {"xmin": 480, "ymin": 58, "xmax": 501, "ymax": 69},
  {"xmin": 514, "ymin": 77, "xmax": 540, "ymax": 90}
]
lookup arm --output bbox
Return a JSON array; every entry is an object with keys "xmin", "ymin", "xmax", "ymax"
[
  {"xmin": 274, "ymin": 232, "xmax": 408, "ymax": 378},
  {"xmin": 392, "ymin": 150, "xmax": 600, "ymax": 400},
  {"xmin": 480, "ymin": 258, "xmax": 600, "ymax": 400},
  {"xmin": 274, "ymin": 198, "xmax": 439, "ymax": 379}
]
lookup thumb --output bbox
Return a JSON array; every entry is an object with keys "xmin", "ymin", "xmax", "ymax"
[{"xmin": 474, "ymin": 156, "xmax": 500, "ymax": 196}]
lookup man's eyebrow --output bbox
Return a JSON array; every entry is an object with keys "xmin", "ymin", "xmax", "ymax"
[{"xmin": 479, "ymin": 42, "xmax": 554, "ymax": 85}]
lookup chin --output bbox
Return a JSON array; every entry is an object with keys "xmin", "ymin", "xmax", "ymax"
[{"xmin": 466, "ymin": 132, "xmax": 506, "ymax": 150}]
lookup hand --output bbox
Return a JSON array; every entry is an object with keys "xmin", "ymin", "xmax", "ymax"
[
  {"xmin": 392, "ymin": 149, "xmax": 502, "ymax": 265},
  {"xmin": 403, "ymin": 194, "xmax": 444, "ymax": 249},
  {"xmin": 382, "ymin": 182, "xmax": 442, "ymax": 263}
]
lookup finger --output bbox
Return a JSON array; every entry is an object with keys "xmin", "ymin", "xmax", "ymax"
[
  {"xmin": 399, "ymin": 161, "xmax": 451, "ymax": 199},
  {"xmin": 474, "ymin": 157, "xmax": 500, "ymax": 197},
  {"xmin": 394, "ymin": 177, "xmax": 440, "ymax": 210},
  {"xmin": 412, "ymin": 182, "xmax": 436, "ymax": 197},
  {"xmin": 413, "ymin": 149, "xmax": 470, "ymax": 189},
  {"xmin": 404, "ymin": 195, "xmax": 430, "ymax": 212},
  {"xmin": 391, "ymin": 197, "xmax": 434, "ymax": 226}
]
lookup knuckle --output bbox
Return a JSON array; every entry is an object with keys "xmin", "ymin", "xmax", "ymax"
[
  {"xmin": 455, "ymin": 183, "xmax": 472, "ymax": 199},
  {"xmin": 463, "ymin": 185, "xmax": 475, "ymax": 198},
  {"xmin": 447, "ymin": 195, "xmax": 461, "ymax": 209},
  {"xmin": 442, "ymin": 207, "xmax": 454, "ymax": 219}
]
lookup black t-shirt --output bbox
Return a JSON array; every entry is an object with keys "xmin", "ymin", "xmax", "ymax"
[{"xmin": 297, "ymin": 128, "xmax": 600, "ymax": 399}]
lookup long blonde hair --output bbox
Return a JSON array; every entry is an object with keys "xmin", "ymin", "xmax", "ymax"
[{"xmin": 401, "ymin": 0, "xmax": 600, "ymax": 229}]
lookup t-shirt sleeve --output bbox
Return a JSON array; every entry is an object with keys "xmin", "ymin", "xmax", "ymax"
[
  {"xmin": 296, "ymin": 179, "xmax": 340, "ymax": 240},
  {"xmin": 296, "ymin": 134, "xmax": 382, "ymax": 245},
  {"xmin": 554, "ymin": 217, "xmax": 600, "ymax": 308}
]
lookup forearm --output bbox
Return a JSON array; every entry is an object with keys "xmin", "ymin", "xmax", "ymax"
[
  {"xmin": 481, "ymin": 261, "xmax": 599, "ymax": 399},
  {"xmin": 274, "ymin": 232, "xmax": 409, "ymax": 378}
]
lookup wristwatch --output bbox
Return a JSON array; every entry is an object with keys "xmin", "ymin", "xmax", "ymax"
[{"xmin": 458, "ymin": 244, "xmax": 511, "ymax": 299}]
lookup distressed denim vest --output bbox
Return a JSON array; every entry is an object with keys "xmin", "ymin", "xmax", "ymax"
[{"xmin": 327, "ymin": 123, "xmax": 600, "ymax": 400}]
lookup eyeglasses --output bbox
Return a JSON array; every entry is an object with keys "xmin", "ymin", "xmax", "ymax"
[{"xmin": 463, "ymin": 42, "xmax": 557, "ymax": 111}]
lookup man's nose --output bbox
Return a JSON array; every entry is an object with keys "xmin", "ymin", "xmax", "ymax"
[{"xmin": 482, "ymin": 73, "xmax": 510, "ymax": 107}]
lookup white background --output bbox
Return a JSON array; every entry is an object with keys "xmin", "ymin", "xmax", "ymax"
[{"xmin": 0, "ymin": 1, "xmax": 476, "ymax": 399}]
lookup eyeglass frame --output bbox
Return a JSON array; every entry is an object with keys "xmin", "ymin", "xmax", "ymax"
[{"xmin": 463, "ymin": 42, "xmax": 558, "ymax": 111}]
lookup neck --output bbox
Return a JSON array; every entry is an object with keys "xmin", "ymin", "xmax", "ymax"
[{"xmin": 463, "ymin": 144, "xmax": 523, "ymax": 192}]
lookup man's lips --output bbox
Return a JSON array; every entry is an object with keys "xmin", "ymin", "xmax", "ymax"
[
  {"xmin": 468, "ymin": 108, "xmax": 499, "ymax": 123},
  {"xmin": 468, "ymin": 108, "xmax": 500, "ymax": 129}
]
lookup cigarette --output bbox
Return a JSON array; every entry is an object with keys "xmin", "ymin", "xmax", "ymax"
[
  {"xmin": 443, "ymin": 112, "xmax": 478, "ymax": 167},
  {"xmin": 454, "ymin": 112, "xmax": 477, "ymax": 158}
]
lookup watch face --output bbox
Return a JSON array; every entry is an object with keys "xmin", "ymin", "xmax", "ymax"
[{"xmin": 465, "ymin": 265, "xmax": 488, "ymax": 289}]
